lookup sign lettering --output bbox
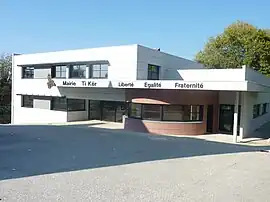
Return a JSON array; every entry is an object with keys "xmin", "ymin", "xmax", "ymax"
[
  {"xmin": 118, "ymin": 82, "xmax": 134, "ymax": 87},
  {"xmin": 175, "ymin": 82, "xmax": 203, "ymax": 89},
  {"xmin": 63, "ymin": 81, "xmax": 76, "ymax": 86},
  {"xmin": 144, "ymin": 82, "xmax": 161, "ymax": 88}
]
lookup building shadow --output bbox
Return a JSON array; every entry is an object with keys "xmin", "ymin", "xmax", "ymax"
[{"xmin": 0, "ymin": 124, "xmax": 269, "ymax": 181}]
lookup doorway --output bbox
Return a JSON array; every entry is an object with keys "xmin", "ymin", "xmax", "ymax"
[
  {"xmin": 88, "ymin": 100, "xmax": 127, "ymax": 123},
  {"xmin": 206, "ymin": 105, "xmax": 214, "ymax": 133},
  {"xmin": 219, "ymin": 105, "xmax": 241, "ymax": 134}
]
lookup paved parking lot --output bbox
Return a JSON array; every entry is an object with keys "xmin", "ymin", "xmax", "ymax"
[{"xmin": 0, "ymin": 124, "xmax": 270, "ymax": 201}]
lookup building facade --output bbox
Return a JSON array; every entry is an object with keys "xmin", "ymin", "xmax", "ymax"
[{"xmin": 12, "ymin": 44, "xmax": 270, "ymax": 140}]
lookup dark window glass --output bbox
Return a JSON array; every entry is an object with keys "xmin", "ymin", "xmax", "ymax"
[
  {"xmin": 51, "ymin": 97, "xmax": 67, "ymax": 111},
  {"xmin": 70, "ymin": 64, "xmax": 87, "ymax": 78},
  {"xmin": 163, "ymin": 105, "xmax": 203, "ymax": 121},
  {"xmin": 90, "ymin": 64, "xmax": 108, "ymax": 79},
  {"xmin": 21, "ymin": 95, "xmax": 33, "ymax": 108},
  {"xmin": 52, "ymin": 65, "xmax": 66, "ymax": 78},
  {"xmin": 148, "ymin": 64, "xmax": 160, "ymax": 80},
  {"xmin": 22, "ymin": 67, "xmax": 34, "ymax": 78},
  {"xmin": 142, "ymin": 104, "xmax": 161, "ymax": 120},
  {"xmin": 129, "ymin": 103, "xmax": 142, "ymax": 118},
  {"xmin": 253, "ymin": 104, "xmax": 260, "ymax": 118},
  {"xmin": 163, "ymin": 105, "xmax": 184, "ymax": 121},
  {"xmin": 262, "ymin": 103, "xmax": 268, "ymax": 115},
  {"xmin": 67, "ymin": 99, "xmax": 85, "ymax": 111}
]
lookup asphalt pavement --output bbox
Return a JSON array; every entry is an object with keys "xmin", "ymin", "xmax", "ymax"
[{"xmin": 0, "ymin": 124, "xmax": 270, "ymax": 202}]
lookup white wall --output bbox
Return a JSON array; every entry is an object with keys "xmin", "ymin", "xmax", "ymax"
[
  {"xmin": 178, "ymin": 68, "xmax": 246, "ymax": 81},
  {"xmin": 137, "ymin": 45, "xmax": 204, "ymax": 80},
  {"xmin": 14, "ymin": 44, "xmax": 138, "ymax": 81},
  {"xmin": 59, "ymin": 88, "xmax": 125, "ymax": 101},
  {"xmin": 13, "ymin": 107, "xmax": 67, "ymax": 124}
]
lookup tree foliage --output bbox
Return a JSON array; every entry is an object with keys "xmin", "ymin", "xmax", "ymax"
[
  {"xmin": 195, "ymin": 21, "xmax": 270, "ymax": 76},
  {"xmin": 0, "ymin": 53, "xmax": 12, "ymax": 85}
]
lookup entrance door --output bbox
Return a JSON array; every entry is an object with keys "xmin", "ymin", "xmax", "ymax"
[
  {"xmin": 88, "ymin": 100, "xmax": 101, "ymax": 120},
  {"xmin": 206, "ymin": 105, "xmax": 214, "ymax": 133},
  {"xmin": 219, "ymin": 105, "xmax": 241, "ymax": 134},
  {"xmin": 102, "ymin": 101, "xmax": 116, "ymax": 122}
]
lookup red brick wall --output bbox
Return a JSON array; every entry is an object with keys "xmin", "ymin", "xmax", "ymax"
[{"xmin": 124, "ymin": 89, "xmax": 219, "ymax": 135}]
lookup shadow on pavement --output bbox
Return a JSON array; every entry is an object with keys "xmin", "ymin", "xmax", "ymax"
[{"xmin": 0, "ymin": 124, "xmax": 269, "ymax": 181}]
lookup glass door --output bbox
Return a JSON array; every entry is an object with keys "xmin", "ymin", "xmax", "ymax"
[
  {"xmin": 219, "ymin": 105, "xmax": 241, "ymax": 134},
  {"xmin": 102, "ymin": 101, "xmax": 116, "ymax": 122},
  {"xmin": 88, "ymin": 100, "xmax": 101, "ymax": 120}
]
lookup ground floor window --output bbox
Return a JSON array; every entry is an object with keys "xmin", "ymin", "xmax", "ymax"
[
  {"xmin": 21, "ymin": 95, "xmax": 33, "ymax": 108},
  {"xmin": 51, "ymin": 97, "xmax": 67, "ymax": 111},
  {"xmin": 129, "ymin": 103, "xmax": 203, "ymax": 122},
  {"xmin": 253, "ymin": 104, "xmax": 261, "ymax": 118},
  {"xmin": 67, "ymin": 99, "xmax": 85, "ymax": 111}
]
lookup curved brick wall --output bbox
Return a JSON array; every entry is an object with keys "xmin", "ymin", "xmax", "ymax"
[
  {"xmin": 124, "ymin": 117, "xmax": 206, "ymax": 136},
  {"xmin": 124, "ymin": 89, "xmax": 219, "ymax": 135}
]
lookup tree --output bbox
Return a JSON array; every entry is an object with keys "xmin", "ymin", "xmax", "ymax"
[
  {"xmin": 0, "ymin": 53, "xmax": 12, "ymax": 85},
  {"xmin": 195, "ymin": 21, "xmax": 270, "ymax": 76},
  {"xmin": 0, "ymin": 53, "xmax": 12, "ymax": 123}
]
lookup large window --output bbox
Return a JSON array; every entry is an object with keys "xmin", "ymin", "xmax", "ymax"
[
  {"xmin": 21, "ymin": 95, "xmax": 33, "ymax": 108},
  {"xmin": 22, "ymin": 67, "xmax": 34, "ymax": 78},
  {"xmin": 90, "ymin": 64, "xmax": 108, "ymax": 79},
  {"xmin": 148, "ymin": 64, "xmax": 160, "ymax": 80},
  {"xmin": 129, "ymin": 103, "xmax": 203, "ymax": 122},
  {"xmin": 69, "ymin": 64, "xmax": 87, "ymax": 78},
  {"xmin": 129, "ymin": 103, "xmax": 142, "ymax": 118},
  {"xmin": 52, "ymin": 65, "xmax": 66, "ymax": 78},
  {"xmin": 67, "ymin": 99, "xmax": 85, "ymax": 111},
  {"xmin": 51, "ymin": 97, "xmax": 67, "ymax": 111},
  {"xmin": 262, "ymin": 103, "xmax": 269, "ymax": 115},
  {"xmin": 253, "ymin": 104, "xmax": 261, "ymax": 118},
  {"xmin": 142, "ymin": 104, "xmax": 161, "ymax": 120}
]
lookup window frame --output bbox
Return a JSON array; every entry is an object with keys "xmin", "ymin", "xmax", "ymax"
[
  {"xmin": 21, "ymin": 95, "xmax": 33, "ymax": 108},
  {"xmin": 52, "ymin": 65, "xmax": 67, "ymax": 78},
  {"xmin": 129, "ymin": 103, "xmax": 204, "ymax": 122},
  {"xmin": 147, "ymin": 64, "xmax": 160, "ymax": 80},
  {"xmin": 69, "ymin": 64, "xmax": 87, "ymax": 78},
  {"xmin": 89, "ymin": 63, "xmax": 108, "ymax": 79},
  {"xmin": 22, "ymin": 66, "xmax": 34, "ymax": 79},
  {"xmin": 67, "ymin": 99, "xmax": 86, "ymax": 111},
  {"xmin": 253, "ymin": 104, "xmax": 261, "ymax": 118},
  {"xmin": 51, "ymin": 97, "xmax": 67, "ymax": 111}
]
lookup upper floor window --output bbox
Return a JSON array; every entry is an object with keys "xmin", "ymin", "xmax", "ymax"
[
  {"xmin": 90, "ymin": 64, "xmax": 108, "ymax": 79},
  {"xmin": 22, "ymin": 67, "xmax": 34, "ymax": 78},
  {"xmin": 148, "ymin": 64, "xmax": 160, "ymax": 80},
  {"xmin": 52, "ymin": 65, "xmax": 66, "ymax": 78},
  {"xmin": 69, "ymin": 64, "xmax": 87, "ymax": 78},
  {"xmin": 21, "ymin": 95, "xmax": 33, "ymax": 108}
]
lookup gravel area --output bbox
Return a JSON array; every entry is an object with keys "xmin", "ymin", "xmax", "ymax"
[{"xmin": 1, "ymin": 125, "xmax": 270, "ymax": 202}]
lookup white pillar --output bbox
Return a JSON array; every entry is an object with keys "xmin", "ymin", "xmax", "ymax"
[
  {"xmin": 66, "ymin": 65, "xmax": 69, "ymax": 78},
  {"xmin": 233, "ymin": 92, "xmax": 239, "ymax": 143}
]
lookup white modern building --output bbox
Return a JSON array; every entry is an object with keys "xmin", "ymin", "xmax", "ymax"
[{"xmin": 11, "ymin": 44, "xmax": 270, "ymax": 141}]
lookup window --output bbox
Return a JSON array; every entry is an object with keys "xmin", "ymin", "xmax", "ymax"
[
  {"xmin": 21, "ymin": 95, "xmax": 33, "ymax": 108},
  {"xmin": 51, "ymin": 97, "xmax": 67, "ymax": 111},
  {"xmin": 163, "ymin": 105, "xmax": 184, "ymax": 121},
  {"xmin": 129, "ymin": 103, "xmax": 142, "ymax": 118},
  {"xmin": 142, "ymin": 104, "xmax": 161, "ymax": 120},
  {"xmin": 22, "ymin": 67, "xmax": 34, "ymax": 78},
  {"xmin": 52, "ymin": 65, "xmax": 66, "ymax": 78},
  {"xmin": 67, "ymin": 99, "xmax": 85, "ymax": 111},
  {"xmin": 148, "ymin": 64, "xmax": 160, "ymax": 80},
  {"xmin": 69, "ymin": 64, "xmax": 87, "ymax": 78},
  {"xmin": 253, "ymin": 104, "xmax": 261, "ymax": 118},
  {"xmin": 90, "ymin": 64, "xmax": 108, "ymax": 79},
  {"xmin": 129, "ymin": 103, "xmax": 203, "ymax": 122},
  {"xmin": 262, "ymin": 103, "xmax": 268, "ymax": 115}
]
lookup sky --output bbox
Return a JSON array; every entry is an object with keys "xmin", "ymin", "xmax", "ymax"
[{"xmin": 1, "ymin": 0, "xmax": 269, "ymax": 60}]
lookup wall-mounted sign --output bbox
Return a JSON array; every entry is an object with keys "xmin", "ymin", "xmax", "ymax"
[{"xmin": 56, "ymin": 79, "xmax": 205, "ymax": 90}]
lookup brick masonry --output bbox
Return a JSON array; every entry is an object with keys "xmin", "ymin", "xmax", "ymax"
[{"xmin": 125, "ymin": 89, "xmax": 219, "ymax": 135}]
